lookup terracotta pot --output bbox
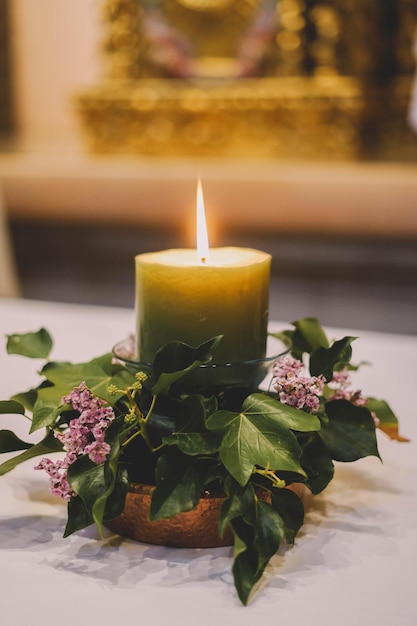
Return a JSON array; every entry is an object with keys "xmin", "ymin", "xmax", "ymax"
[{"xmin": 105, "ymin": 482, "xmax": 305, "ymax": 549}]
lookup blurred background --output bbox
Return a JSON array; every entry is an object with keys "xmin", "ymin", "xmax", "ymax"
[{"xmin": 0, "ymin": 0, "xmax": 416, "ymax": 334}]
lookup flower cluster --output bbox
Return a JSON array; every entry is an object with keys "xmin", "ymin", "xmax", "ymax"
[
  {"xmin": 327, "ymin": 367, "xmax": 379, "ymax": 425},
  {"xmin": 35, "ymin": 382, "xmax": 115, "ymax": 500},
  {"xmin": 272, "ymin": 355, "xmax": 325, "ymax": 413},
  {"xmin": 272, "ymin": 355, "xmax": 379, "ymax": 424},
  {"xmin": 327, "ymin": 368, "xmax": 367, "ymax": 406}
]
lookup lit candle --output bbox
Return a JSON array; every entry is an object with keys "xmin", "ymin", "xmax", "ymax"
[{"xmin": 135, "ymin": 182, "xmax": 271, "ymax": 366}]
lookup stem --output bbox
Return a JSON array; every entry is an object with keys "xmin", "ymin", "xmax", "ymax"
[
  {"xmin": 252, "ymin": 465, "xmax": 286, "ymax": 489},
  {"xmin": 143, "ymin": 394, "xmax": 157, "ymax": 423},
  {"xmin": 121, "ymin": 392, "xmax": 161, "ymax": 453}
]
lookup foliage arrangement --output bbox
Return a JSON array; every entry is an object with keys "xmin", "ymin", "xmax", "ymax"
[{"xmin": 0, "ymin": 318, "xmax": 404, "ymax": 605}]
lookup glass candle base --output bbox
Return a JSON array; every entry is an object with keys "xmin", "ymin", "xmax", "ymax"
[{"xmin": 113, "ymin": 334, "xmax": 285, "ymax": 394}]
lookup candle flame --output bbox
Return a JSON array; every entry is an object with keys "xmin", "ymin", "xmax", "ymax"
[{"xmin": 196, "ymin": 177, "xmax": 210, "ymax": 264}]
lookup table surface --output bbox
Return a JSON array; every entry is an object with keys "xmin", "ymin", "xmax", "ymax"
[{"xmin": 1, "ymin": 297, "xmax": 416, "ymax": 626}]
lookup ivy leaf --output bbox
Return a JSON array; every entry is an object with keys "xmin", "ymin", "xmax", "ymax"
[
  {"xmin": 367, "ymin": 397, "xmax": 409, "ymax": 442},
  {"xmin": 292, "ymin": 318, "xmax": 330, "ymax": 352},
  {"xmin": 219, "ymin": 478, "xmax": 255, "ymax": 538},
  {"xmin": 271, "ymin": 318, "xmax": 330, "ymax": 360},
  {"xmin": 164, "ymin": 431, "xmax": 220, "ymax": 456},
  {"xmin": 149, "ymin": 449, "xmax": 210, "ymax": 521},
  {"xmin": 30, "ymin": 396, "xmax": 67, "ymax": 433},
  {"xmin": 180, "ymin": 393, "xmax": 218, "ymax": 427},
  {"xmin": 28, "ymin": 356, "xmax": 135, "ymax": 432},
  {"xmin": 251, "ymin": 500, "xmax": 286, "ymax": 557},
  {"xmin": 319, "ymin": 399, "xmax": 381, "ymax": 462},
  {"xmin": 40, "ymin": 355, "xmax": 135, "ymax": 404},
  {"xmin": 310, "ymin": 336, "xmax": 356, "ymax": 381},
  {"xmin": 151, "ymin": 336, "xmax": 223, "ymax": 395},
  {"xmin": 10, "ymin": 389, "xmax": 38, "ymax": 412},
  {"xmin": 227, "ymin": 483, "xmax": 305, "ymax": 604},
  {"xmin": 0, "ymin": 429, "xmax": 63, "ymax": 475},
  {"xmin": 6, "ymin": 328, "xmax": 53, "ymax": 359},
  {"xmin": 270, "ymin": 487, "xmax": 304, "ymax": 544},
  {"xmin": 242, "ymin": 393, "xmax": 321, "ymax": 434},
  {"xmin": 67, "ymin": 454, "xmax": 129, "ymax": 535},
  {"xmin": 206, "ymin": 393, "xmax": 316, "ymax": 486},
  {"xmin": 0, "ymin": 400, "xmax": 26, "ymax": 415},
  {"xmin": 299, "ymin": 432, "xmax": 334, "ymax": 494},
  {"xmin": 0, "ymin": 430, "xmax": 32, "ymax": 453},
  {"xmin": 90, "ymin": 416, "xmax": 132, "ymax": 532},
  {"xmin": 64, "ymin": 495, "xmax": 93, "ymax": 537},
  {"xmin": 163, "ymin": 394, "xmax": 221, "ymax": 455},
  {"xmin": 67, "ymin": 415, "xmax": 132, "ymax": 535},
  {"xmin": 231, "ymin": 499, "xmax": 286, "ymax": 605}
]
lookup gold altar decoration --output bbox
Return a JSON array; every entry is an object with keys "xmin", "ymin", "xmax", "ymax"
[{"xmin": 75, "ymin": 0, "xmax": 417, "ymax": 160}]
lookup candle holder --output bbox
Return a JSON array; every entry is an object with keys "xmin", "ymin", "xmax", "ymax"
[{"xmin": 113, "ymin": 334, "xmax": 284, "ymax": 395}]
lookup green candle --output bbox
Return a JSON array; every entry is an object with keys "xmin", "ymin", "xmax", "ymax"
[{"xmin": 135, "ymin": 247, "xmax": 271, "ymax": 365}]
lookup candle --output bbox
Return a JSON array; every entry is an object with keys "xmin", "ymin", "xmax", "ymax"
[{"xmin": 135, "ymin": 183, "xmax": 271, "ymax": 366}]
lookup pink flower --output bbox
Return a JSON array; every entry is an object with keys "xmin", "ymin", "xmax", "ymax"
[
  {"xmin": 84, "ymin": 440, "xmax": 111, "ymax": 464},
  {"xmin": 35, "ymin": 382, "xmax": 115, "ymax": 500},
  {"xmin": 327, "ymin": 367, "xmax": 379, "ymax": 426},
  {"xmin": 328, "ymin": 368, "xmax": 367, "ymax": 407},
  {"xmin": 272, "ymin": 355, "xmax": 325, "ymax": 413},
  {"xmin": 34, "ymin": 457, "xmax": 74, "ymax": 501}
]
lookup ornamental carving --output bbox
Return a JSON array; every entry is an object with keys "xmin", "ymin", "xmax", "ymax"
[{"xmin": 75, "ymin": 0, "xmax": 417, "ymax": 160}]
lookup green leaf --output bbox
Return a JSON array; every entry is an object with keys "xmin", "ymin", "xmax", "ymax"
[
  {"xmin": 231, "ymin": 499, "xmax": 286, "ymax": 605},
  {"xmin": 366, "ymin": 397, "xmax": 409, "ymax": 442},
  {"xmin": 149, "ymin": 449, "xmax": 210, "ymax": 521},
  {"xmin": 40, "ymin": 355, "xmax": 135, "ymax": 404},
  {"xmin": 292, "ymin": 318, "xmax": 330, "ymax": 352},
  {"xmin": 310, "ymin": 336, "xmax": 356, "ymax": 381},
  {"xmin": 164, "ymin": 431, "xmax": 220, "ymax": 456},
  {"xmin": 0, "ymin": 400, "xmax": 26, "ymax": 415},
  {"xmin": 67, "ymin": 454, "xmax": 129, "ymax": 535},
  {"xmin": 180, "ymin": 393, "xmax": 218, "ymax": 427},
  {"xmin": 270, "ymin": 318, "xmax": 329, "ymax": 361},
  {"xmin": 319, "ymin": 399, "xmax": 381, "ymax": 462},
  {"xmin": 63, "ymin": 495, "xmax": 93, "ymax": 537},
  {"xmin": 230, "ymin": 518, "xmax": 258, "ymax": 605},
  {"xmin": 242, "ymin": 393, "xmax": 321, "ymax": 434},
  {"xmin": 10, "ymin": 389, "xmax": 38, "ymax": 412},
  {"xmin": 251, "ymin": 500, "xmax": 285, "ymax": 564},
  {"xmin": 0, "ymin": 429, "xmax": 63, "ymax": 475},
  {"xmin": 28, "ymin": 356, "xmax": 135, "ymax": 433},
  {"xmin": 67, "ymin": 415, "xmax": 132, "ymax": 535},
  {"xmin": 91, "ymin": 417, "xmax": 132, "ymax": 532},
  {"xmin": 219, "ymin": 478, "xmax": 255, "ymax": 537},
  {"xmin": 270, "ymin": 487, "xmax": 304, "ymax": 544},
  {"xmin": 206, "ymin": 394, "xmax": 313, "ymax": 486},
  {"xmin": 299, "ymin": 432, "xmax": 334, "ymax": 494},
  {"xmin": 0, "ymin": 430, "xmax": 32, "ymax": 453},
  {"xmin": 151, "ymin": 336, "xmax": 223, "ymax": 395},
  {"xmin": 30, "ymin": 396, "xmax": 66, "ymax": 433},
  {"xmin": 163, "ymin": 394, "xmax": 221, "ymax": 455},
  {"xmin": 7, "ymin": 328, "xmax": 53, "ymax": 359}
]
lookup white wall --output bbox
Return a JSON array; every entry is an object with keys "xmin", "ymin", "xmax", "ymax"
[{"xmin": 9, "ymin": 0, "xmax": 103, "ymax": 151}]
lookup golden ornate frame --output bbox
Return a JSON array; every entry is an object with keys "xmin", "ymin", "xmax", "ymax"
[{"xmin": 75, "ymin": 0, "xmax": 417, "ymax": 160}]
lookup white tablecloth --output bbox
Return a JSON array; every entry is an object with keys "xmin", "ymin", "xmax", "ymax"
[{"xmin": 1, "ymin": 298, "xmax": 416, "ymax": 626}]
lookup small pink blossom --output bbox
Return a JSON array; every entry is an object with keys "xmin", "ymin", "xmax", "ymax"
[
  {"xmin": 272, "ymin": 355, "xmax": 325, "ymax": 413},
  {"xmin": 34, "ymin": 457, "xmax": 74, "ymax": 501},
  {"xmin": 328, "ymin": 368, "xmax": 367, "ymax": 406},
  {"xmin": 84, "ymin": 440, "xmax": 111, "ymax": 464},
  {"xmin": 35, "ymin": 382, "xmax": 115, "ymax": 500},
  {"xmin": 328, "ymin": 367, "xmax": 379, "ymax": 426}
]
